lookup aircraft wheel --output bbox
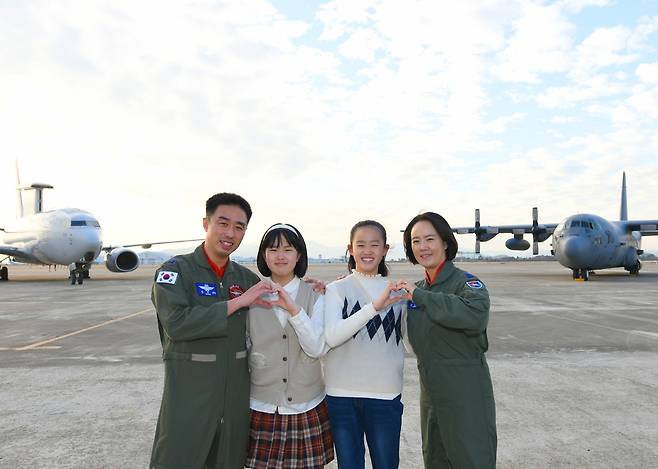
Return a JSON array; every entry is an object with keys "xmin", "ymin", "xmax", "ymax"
[
  {"xmin": 0, "ymin": 266, "xmax": 8, "ymax": 281},
  {"xmin": 630, "ymin": 261, "xmax": 641, "ymax": 276},
  {"xmin": 572, "ymin": 270, "xmax": 579, "ymax": 280},
  {"xmin": 70, "ymin": 273, "xmax": 77, "ymax": 285},
  {"xmin": 582, "ymin": 270, "xmax": 589, "ymax": 281},
  {"xmin": 77, "ymin": 273, "xmax": 84, "ymax": 285}
]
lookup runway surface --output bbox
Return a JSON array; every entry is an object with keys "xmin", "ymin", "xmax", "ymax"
[{"xmin": 1, "ymin": 261, "xmax": 657, "ymax": 468}]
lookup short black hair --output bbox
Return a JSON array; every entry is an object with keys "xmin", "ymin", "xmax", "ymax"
[
  {"xmin": 205, "ymin": 193, "xmax": 252, "ymax": 222},
  {"xmin": 403, "ymin": 212, "xmax": 458, "ymax": 264},
  {"xmin": 347, "ymin": 220, "xmax": 389, "ymax": 276},
  {"xmin": 256, "ymin": 223, "xmax": 308, "ymax": 278}
]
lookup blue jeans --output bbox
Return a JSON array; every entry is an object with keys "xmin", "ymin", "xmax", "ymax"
[{"xmin": 325, "ymin": 395, "xmax": 403, "ymax": 469}]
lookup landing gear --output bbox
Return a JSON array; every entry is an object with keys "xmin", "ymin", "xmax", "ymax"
[
  {"xmin": 69, "ymin": 263, "xmax": 90, "ymax": 285},
  {"xmin": 572, "ymin": 268, "xmax": 590, "ymax": 281},
  {"xmin": 0, "ymin": 266, "xmax": 8, "ymax": 281},
  {"xmin": 628, "ymin": 260, "xmax": 641, "ymax": 276}
]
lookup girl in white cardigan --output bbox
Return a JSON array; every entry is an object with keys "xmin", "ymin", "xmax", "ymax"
[
  {"xmin": 246, "ymin": 223, "xmax": 334, "ymax": 469},
  {"xmin": 323, "ymin": 220, "xmax": 409, "ymax": 469}
]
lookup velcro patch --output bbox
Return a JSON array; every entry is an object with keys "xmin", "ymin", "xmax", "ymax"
[
  {"xmin": 195, "ymin": 283, "xmax": 218, "ymax": 297},
  {"xmin": 407, "ymin": 300, "xmax": 419, "ymax": 310},
  {"xmin": 156, "ymin": 271, "xmax": 178, "ymax": 285},
  {"xmin": 229, "ymin": 284, "xmax": 245, "ymax": 298},
  {"xmin": 466, "ymin": 280, "xmax": 483, "ymax": 289}
]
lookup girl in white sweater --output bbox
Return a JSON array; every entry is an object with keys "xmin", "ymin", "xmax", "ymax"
[{"xmin": 323, "ymin": 220, "xmax": 408, "ymax": 469}]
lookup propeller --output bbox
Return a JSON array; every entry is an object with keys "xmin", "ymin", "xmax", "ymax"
[
  {"xmin": 532, "ymin": 207, "xmax": 539, "ymax": 255},
  {"xmin": 530, "ymin": 206, "xmax": 552, "ymax": 255},
  {"xmin": 475, "ymin": 208, "xmax": 481, "ymax": 254}
]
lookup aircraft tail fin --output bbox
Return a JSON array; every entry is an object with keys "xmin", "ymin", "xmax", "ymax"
[
  {"xmin": 15, "ymin": 162, "xmax": 54, "ymax": 218},
  {"xmin": 620, "ymin": 171, "xmax": 628, "ymax": 221}
]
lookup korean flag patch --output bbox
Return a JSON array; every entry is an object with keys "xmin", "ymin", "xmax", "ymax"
[
  {"xmin": 156, "ymin": 271, "xmax": 178, "ymax": 285},
  {"xmin": 195, "ymin": 283, "xmax": 218, "ymax": 297},
  {"xmin": 466, "ymin": 280, "xmax": 483, "ymax": 289}
]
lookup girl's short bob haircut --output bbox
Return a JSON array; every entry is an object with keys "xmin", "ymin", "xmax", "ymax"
[
  {"xmin": 256, "ymin": 223, "xmax": 308, "ymax": 278},
  {"xmin": 347, "ymin": 220, "xmax": 389, "ymax": 276},
  {"xmin": 403, "ymin": 212, "xmax": 459, "ymax": 264}
]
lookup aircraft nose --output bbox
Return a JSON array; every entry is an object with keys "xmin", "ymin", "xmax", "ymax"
[
  {"xmin": 562, "ymin": 236, "xmax": 588, "ymax": 264},
  {"xmin": 73, "ymin": 230, "xmax": 103, "ymax": 260}
]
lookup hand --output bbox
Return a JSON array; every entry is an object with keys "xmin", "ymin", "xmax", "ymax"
[
  {"xmin": 304, "ymin": 277, "xmax": 326, "ymax": 294},
  {"xmin": 270, "ymin": 283, "xmax": 302, "ymax": 316},
  {"xmin": 239, "ymin": 280, "xmax": 276, "ymax": 309},
  {"xmin": 395, "ymin": 279, "xmax": 416, "ymax": 296},
  {"xmin": 372, "ymin": 281, "xmax": 412, "ymax": 311}
]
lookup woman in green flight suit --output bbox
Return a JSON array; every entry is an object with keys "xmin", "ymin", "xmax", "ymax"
[{"xmin": 397, "ymin": 212, "xmax": 497, "ymax": 469}]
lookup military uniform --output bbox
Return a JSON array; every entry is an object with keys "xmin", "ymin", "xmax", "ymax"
[
  {"xmin": 406, "ymin": 261, "xmax": 497, "ymax": 469},
  {"xmin": 150, "ymin": 244, "xmax": 259, "ymax": 469}
]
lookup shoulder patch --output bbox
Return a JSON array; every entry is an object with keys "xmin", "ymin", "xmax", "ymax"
[
  {"xmin": 466, "ymin": 280, "xmax": 483, "ymax": 289},
  {"xmin": 407, "ymin": 300, "xmax": 419, "ymax": 310},
  {"xmin": 464, "ymin": 272, "xmax": 476, "ymax": 279},
  {"xmin": 156, "ymin": 271, "xmax": 178, "ymax": 285},
  {"xmin": 164, "ymin": 257, "xmax": 178, "ymax": 265}
]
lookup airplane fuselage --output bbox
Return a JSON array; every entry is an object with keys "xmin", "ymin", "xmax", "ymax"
[
  {"xmin": 551, "ymin": 214, "xmax": 641, "ymax": 271},
  {"xmin": 1, "ymin": 208, "xmax": 102, "ymax": 266}
]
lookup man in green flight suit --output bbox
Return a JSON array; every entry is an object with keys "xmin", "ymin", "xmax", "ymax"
[
  {"xmin": 399, "ymin": 212, "xmax": 497, "ymax": 469},
  {"xmin": 150, "ymin": 192, "xmax": 273, "ymax": 469}
]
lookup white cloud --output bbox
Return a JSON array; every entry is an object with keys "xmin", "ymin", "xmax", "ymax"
[
  {"xmin": 550, "ymin": 115, "xmax": 578, "ymax": 124},
  {"xmin": 493, "ymin": 2, "xmax": 573, "ymax": 83},
  {"xmin": 636, "ymin": 62, "xmax": 658, "ymax": 83}
]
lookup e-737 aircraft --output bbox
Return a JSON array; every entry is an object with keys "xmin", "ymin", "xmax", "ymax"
[
  {"xmin": 453, "ymin": 173, "xmax": 658, "ymax": 280},
  {"xmin": 0, "ymin": 168, "xmax": 200, "ymax": 284}
]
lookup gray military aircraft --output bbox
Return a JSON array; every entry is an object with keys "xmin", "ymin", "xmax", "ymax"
[{"xmin": 453, "ymin": 173, "xmax": 658, "ymax": 280}]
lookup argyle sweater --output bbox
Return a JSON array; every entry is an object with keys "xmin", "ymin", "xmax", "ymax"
[{"xmin": 322, "ymin": 272, "xmax": 406, "ymax": 399}]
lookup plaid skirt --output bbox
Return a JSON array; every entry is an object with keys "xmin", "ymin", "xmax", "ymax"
[{"xmin": 246, "ymin": 400, "xmax": 334, "ymax": 469}]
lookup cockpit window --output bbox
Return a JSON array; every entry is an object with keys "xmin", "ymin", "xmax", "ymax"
[
  {"xmin": 71, "ymin": 219, "xmax": 101, "ymax": 227},
  {"xmin": 570, "ymin": 220, "xmax": 581, "ymax": 227}
]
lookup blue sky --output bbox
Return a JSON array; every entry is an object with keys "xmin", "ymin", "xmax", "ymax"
[{"xmin": 1, "ymin": 0, "xmax": 657, "ymax": 257}]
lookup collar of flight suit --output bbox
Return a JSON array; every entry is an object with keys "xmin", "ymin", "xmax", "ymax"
[
  {"xmin": 192, "ymin": 243, "xmax": 235, "ymax": 277},
  {"xmin": 424, "ymin": 260, "xmax": 456, "ymax": 287}
]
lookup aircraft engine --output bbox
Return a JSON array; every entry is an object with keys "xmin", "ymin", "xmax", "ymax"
[
  {"xmin": 479, "ymin": 233, "xmax": 498, "ymax": 242},
  {"xmin": 105, "ymin": 248, "xmax": 140, "ymax": 272},
  {"xmin": 505, "ymin": 237, "xmax": 530, "ymax": 251}
]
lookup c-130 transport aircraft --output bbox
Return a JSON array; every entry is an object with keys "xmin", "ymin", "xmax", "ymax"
[
  {"xmin": 452, "ymin": 173, "xmax": 658, "ymax": 280},
  {"xmin": 0, "ymin": 166, "xmax": 200, "ymax": 284}
]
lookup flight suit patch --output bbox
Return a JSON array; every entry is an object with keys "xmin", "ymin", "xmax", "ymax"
[
  {"xmin": 156, "ymin": 271, "xmax": 178, "ymax": 285},
  {"xmin": 195, "ymin": 282, "xmax": 218, "ymax": 296},
  {"xmin": 464, "ymin": 272, "xmax": 476, "ymax": 279},
  {"xmin": 407, "ymin": 300, "xmax": 419, "ymax": 310},
  {"xmin": 229, "ymin": 284, "xmax": 245, "ymax": 298},
  {"xmin": 466, "ymin": 280, "xmax": 483, "ymax": 289}
]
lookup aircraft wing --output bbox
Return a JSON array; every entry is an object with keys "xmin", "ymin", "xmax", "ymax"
[
  {"xmin": 0, "ymin": 245, "xmax": 23, "ymax": 257},
  {"xmin": 450, "ymin": 207, "xmax": 559, "ymax": 255},
  {"xmin": 452, "ymin": 224, "xmax": 558, "ymax": 235},
  {"xmin": 0, "ymin": 245, "xmax": 38, "ymax": 262},
  {"xmin": 622, "ymin": 220, "xmax": 658, "ymax": 236},
  {"xmin": 102, "ymin": 238, "xmax": 203, "ymax": 252}
]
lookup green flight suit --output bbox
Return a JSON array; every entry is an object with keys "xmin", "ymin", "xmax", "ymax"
[
  {"xmin": 150, "ymin": 244, "xmax": 259, "ymax": 469},
  {"xmin": 406, "ymin": 261, "xmax": 497, "ymax": 469}
]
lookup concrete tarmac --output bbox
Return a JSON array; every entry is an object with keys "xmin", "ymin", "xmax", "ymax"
[{"xmin": 1, "ymin": 261, "xmax": 657, "ymax": 468}]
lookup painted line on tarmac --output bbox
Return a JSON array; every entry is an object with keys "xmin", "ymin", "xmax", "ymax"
[
  {"xmin": 9, "ymin": 308, "xmax": 153, "ymax": 351},
  {"xmin": 540, "ymin": 312, "xmax": 658, "ymax": 341}
]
